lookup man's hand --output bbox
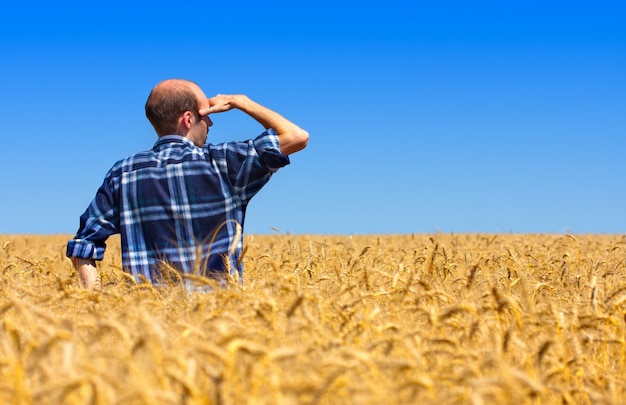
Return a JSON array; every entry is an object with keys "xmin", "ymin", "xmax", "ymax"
[
  {"xmin": 71, "ymin": 257, "xmax": 101, "ymax": 291},
  {"xmin": 200, "ymin": 94, "xmax": 244, "ymax": 115}
]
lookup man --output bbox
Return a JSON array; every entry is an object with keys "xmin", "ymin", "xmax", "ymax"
[{"xmin": 66, "ymin": 79, "xmax": 308, "ymax": 290}]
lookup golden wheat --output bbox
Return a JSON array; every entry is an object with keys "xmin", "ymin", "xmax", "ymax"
[{"xmin": 1, "ymin": 233, "xmax": 626, "ymax": 404}]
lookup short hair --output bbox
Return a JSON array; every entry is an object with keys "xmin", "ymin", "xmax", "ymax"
[{"xmin": 145, "ymin": 82, "xmax": 199, "ymax": 137}]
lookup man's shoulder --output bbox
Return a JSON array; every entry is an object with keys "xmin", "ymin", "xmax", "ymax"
[
  {"xmin": 205, "ymin": 139, "xmax": 252, "ymax": 158},
  {"xmin": 207, "ymin": 131, "xmax": 277, "ymax": 157},
  {"xmin": 106, "ymin": 149, "xmax": 157, "ymax": 176}
]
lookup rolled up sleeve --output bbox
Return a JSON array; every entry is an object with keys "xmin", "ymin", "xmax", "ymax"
[
  {"xmin": 253, "ymin": 128, "xmax": 290, "ymax": 172},
  {"xmin": 66, "ymin": 174, "xmax": 119, "ymax": 261},
  {"xmin": 66, "ymin": 238, "xmax": 106, "ymax": 260}
]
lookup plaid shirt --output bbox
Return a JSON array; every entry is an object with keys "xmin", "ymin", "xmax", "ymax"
[{"xmin": 66, "ymin": 130, "xmax": 289, "ymax": 283}]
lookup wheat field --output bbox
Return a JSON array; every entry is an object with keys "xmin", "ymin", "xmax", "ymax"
[{"xmin": 1, "ymin": 233, "xmax": 626, "ymax": 404}]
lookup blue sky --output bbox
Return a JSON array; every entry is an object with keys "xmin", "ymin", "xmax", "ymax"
[{"xmin": 1, "ymin": 1, "xmax": 624, "ymax": 235}]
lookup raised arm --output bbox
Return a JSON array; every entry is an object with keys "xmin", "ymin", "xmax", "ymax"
[{"xmin": 200, "ymin": 95, "xmax": 309, "ymax": 155}]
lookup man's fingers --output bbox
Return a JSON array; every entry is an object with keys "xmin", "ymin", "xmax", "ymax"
[
  {"xmin": 202, "ymin": 105, "xmax": 222, "ymax": 115},
  {"xmin": 204, "ymin": 95, "xmax": 236, "ymax": 115},
  {"xmin": 206, "ymin": 103, "xmax": 231, "ymax": 114}
]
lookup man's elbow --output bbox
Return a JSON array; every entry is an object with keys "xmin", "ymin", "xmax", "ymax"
[
  {"xmin": 281, "ymin": 129, "xmax": 309, "ymax": 155},
  {"xmin": 294, "ymin": 129, "xmax": 309, "ymax": 151}
]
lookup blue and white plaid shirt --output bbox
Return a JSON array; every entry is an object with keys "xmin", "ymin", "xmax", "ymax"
[{"xmin": 66, "ymin": 130, "xmax": 289, "ymax": 283}]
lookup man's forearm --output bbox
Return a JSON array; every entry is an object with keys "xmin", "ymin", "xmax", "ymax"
[
  {"xmin": 71, "ymin": 257, "xmax": 101, "ymax": 291},
  {"xmin": 233, "ymin": 96, "xmax": 295, "ymax": 131},
  {"xmin": 234, "ymin": 96, "xmax": 309, "ymax": 155}
]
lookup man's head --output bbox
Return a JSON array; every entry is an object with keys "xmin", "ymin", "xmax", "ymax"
[{"xmin": 145, "ymin": 79, "xmax": 212, "ymax": 146}]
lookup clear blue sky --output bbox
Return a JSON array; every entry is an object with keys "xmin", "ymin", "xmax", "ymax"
[{"xmin": 1, "ymin": 1, "xmax": 624, "ymax": 235}]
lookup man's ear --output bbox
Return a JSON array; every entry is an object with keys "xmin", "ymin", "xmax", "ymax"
[
  {"xmin": 176, "ymin": 111, "xmax": 194, "ymax": 134},
  {"xmin": 182, "ymin": 111, "xmax": 194, "ymax": 129}
]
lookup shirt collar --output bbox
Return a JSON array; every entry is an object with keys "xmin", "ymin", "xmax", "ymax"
[{"xmin": 152, "ymin": 135, "xmax": 199, "ymax": 151}]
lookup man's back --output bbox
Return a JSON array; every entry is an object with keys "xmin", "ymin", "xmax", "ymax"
[{"xmin": 68, "ymin": 131, "xmax": 289, "ymax": 284}]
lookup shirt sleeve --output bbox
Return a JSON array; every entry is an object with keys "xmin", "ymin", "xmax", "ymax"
[
  {"xmin": 253, "ymin": 128, "xmax": 291, "ymax": 172},
  {"xmin": 219, "ymin": 129, "xmax": 290, "ymax": 202},
  {"xmin": 66, "ymin": 172, "xmax": 120, "ymax": 260}
]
